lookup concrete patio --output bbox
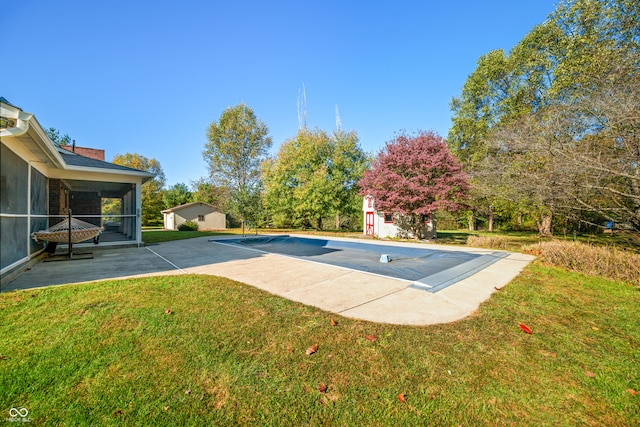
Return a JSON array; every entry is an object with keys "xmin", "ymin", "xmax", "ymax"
[{"xmin": 1, "ymin": 235, "xmax": 535, "ymax": 326}]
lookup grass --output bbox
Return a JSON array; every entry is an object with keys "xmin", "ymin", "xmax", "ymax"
[
  {"xmin": 454, "ymin": 229, "xmax": 640, "ymax": 254},
  {"xmin": 522, "ymin": 240, "xmax": 640, "ymax": 286},
  {"xmin": 141, "ymin": 230, "xmax": 234, "ymax": 244},
  {"xmin": 1, "ymin": 264, "xmax": 639, "ymax": 425}
]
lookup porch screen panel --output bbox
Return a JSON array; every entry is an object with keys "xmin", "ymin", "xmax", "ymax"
[
  {"xmin": 30, "ymin": 167, "xmax": 48, "ymax": 254},
  {"xmin": 1, "ymin": 218, "xmax": 28, "ymax": 269},
  {"xmin": 1, "ymin": 143, "xmax": 28, "ymax": 213},
  {"xmin": 1, "ymin": 143, "xmax": 29, "ymax": 269}
]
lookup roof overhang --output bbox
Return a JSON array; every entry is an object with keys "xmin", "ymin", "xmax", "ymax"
[
  {"xmin": 1, "ymin": 100, "xmax": 155, "ymax": 184},
  {"xmin": 1, "ymin": 101, "xmax": 66, "ymax": 169}
]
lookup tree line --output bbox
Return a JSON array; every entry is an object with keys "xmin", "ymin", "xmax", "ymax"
[
  {"xmin": 48, "ymin": 0, "xmax": 638, "ymax": 236},
  {"xmin": 83, "ymin": 102, "xmax": 466, "ymax": 233},
  {"xmin": 448, "ymin": 0, "xmax": 639, "ymax": 235}
]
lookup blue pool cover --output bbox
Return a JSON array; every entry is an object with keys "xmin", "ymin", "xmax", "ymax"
[{"xmin": 210, "ymin": 236, "xmax": 508, "ymax": 293}]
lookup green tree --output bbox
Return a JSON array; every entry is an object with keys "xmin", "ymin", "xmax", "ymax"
[
  {"xmin": 45, "ymin": 127, "xmax": 72, "ymax": 146},
  {"xmin": 112, "ymin": 153, "xmax": 165, "ymax": 226},
  {"xmin": 163, "ymin": 183, "xmax": 192, "ymax": 209},
  {"xmin": 101, "ymin": 198, "xmax": 121, "ymax": 222},
  {"xmin": 449, "ymin": 0, "xmax": 639, "ymax": 235},
  {"xmin": 203, "ymin": 103, "xmax": 272, "ymax": 223},
  {"xmin": 190, "ymin": 178, "xmax": 230, "ymax": 209},
  {"xmin": 263, "ymin": 128, "xmax": 368, "ymax": 230}
]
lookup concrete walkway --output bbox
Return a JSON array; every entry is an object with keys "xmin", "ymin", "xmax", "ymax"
[{"xmin": 1, "ymin": 235, "xmax": 535, "ymax": 326}]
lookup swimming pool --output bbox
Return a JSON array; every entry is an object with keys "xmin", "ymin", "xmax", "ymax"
[{"xmin": 209, "ymin": 235, "xmax": 508, "ymax": 293}]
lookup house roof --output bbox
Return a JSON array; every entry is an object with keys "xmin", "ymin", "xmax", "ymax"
[
  {"xmin": 1, "ymin": 98, "xmax": 154, "ymax": 182},
  {"xmin": 0, "ymin": 97, "xmax": 15, "ymax": 107},
  {"xmin": 58, "ymin": 147, "xmax": 149, "ymax": 173},
  {"xmin": 161, "ymin": 202, "xmax": 222, "ymax": 214}
]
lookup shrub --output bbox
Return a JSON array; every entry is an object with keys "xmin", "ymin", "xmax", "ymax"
[
  {"xmin": 466, "ymin": 235, "xmax": 509, "ymax": 250},
  {"xmin": 522, "ymin": 240, "xmax": 640, "ymax": 286},
  {"xmin": 178, "ymin": 220, "xmax": 199, "ymax": 231}
]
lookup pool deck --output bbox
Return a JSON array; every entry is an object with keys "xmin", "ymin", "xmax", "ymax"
[{"xmin": 1, "ymin": 234, "xmax": 535, "ymax": 326}]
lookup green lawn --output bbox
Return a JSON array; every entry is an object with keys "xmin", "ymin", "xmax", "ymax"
[
  {"xmin": 1, "ymin": 261, "xmax": 638, "ymax": 425},
  {"xmin": 141, "ymin": 230, "xmax": 234, "ymax": 244}
]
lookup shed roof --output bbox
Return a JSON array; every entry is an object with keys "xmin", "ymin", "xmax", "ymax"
[{"xmin": 161, "ymin": 202, "xmax": 223, "ymax": 214}]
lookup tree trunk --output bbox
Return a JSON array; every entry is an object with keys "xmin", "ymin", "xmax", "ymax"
[
  {"xmin": 468, "ymin": 211, "xmax": 476, "ymax": 231},
  {"xmin": 335, "ymin": 213, "xmax": 340, "ymax": 230},
  {"xmin": 537, "ymin": 214, "xmax": 553, "ymax": 237},
  {"xmin": 488, "ymin": 205, "xmax": 494, "ymax": 232},
  {"xmin": 316, "ymin": 216, "xmax": 322, "ymax": 231},
  {"xmin": 517, "ymin": 212, "xmax": 523, "ymax": 227}
]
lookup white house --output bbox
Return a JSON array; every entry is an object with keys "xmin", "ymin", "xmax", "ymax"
[
  {"xmin": 162, "ymin": 202, "xmax": 226, "ymax": 230},
  {"xmin": 362, "ymin": 195, "xmax": 436, "ymax": 239},
  {"xmin": 0, "ymin": 98, "xmax": 154, "ymax": 280}
]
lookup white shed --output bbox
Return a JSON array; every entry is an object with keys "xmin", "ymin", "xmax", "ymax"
[{"xmin": 362, "ymin": 195, "xmax": 436, "ymax": 239}]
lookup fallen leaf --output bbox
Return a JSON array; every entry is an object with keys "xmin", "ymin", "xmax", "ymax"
[
  {"xmin": 305, "ymin": 344, "xmax": 319, "ymax": 355},
  {"xmin": 330, "ymin": 318, "xmax": 338, "ymax": 327},
  {"xmin": 0, "ymin": 356, "xmax": 8, "ymax": 360},
  {"xmin": 165, "ymin": 309, "xmax": 172, "ymax": 314},
  {"xmin": 185, "ymin": 389, "xmax": 191, "ymax": 394},
  {"xmin": 520, "ymin": 302, "xmax": 527, "ymax": 306},
  {"xmin": 592, "ymin": 326, "xmax": 600, "ymax": 331},
  {"xmin": 163, "ymin": 406, "xmax": 169, "ymax": 411},
  {"xmin": 626, "ymin": 388, "xmax": 638, "ymax": 396},
  {"xmin": 519, "ymin": 323, "xmax": 533, "ymax": 334},
  {"xmin": 397, "ymin": 393, "xmax": 406, "ymax": 402},
  {"xmin": 365, "ymin": 334, "xmax": 378, "ymax": 342},
  {"xmin": 539, "ymin": 350, "xmax": 557, "ymax": 358},
  {"xmin": 585, "ymin": 371, "xmax": 595, "ymax": 378},
  {"xmin": 319, "ymin": 383, "xmax": 328, "ymax": 393}
]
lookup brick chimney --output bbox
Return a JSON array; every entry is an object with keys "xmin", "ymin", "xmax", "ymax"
[{"xmin": 60, "ymin": 145, "xmax": 105, "ymax": 161}]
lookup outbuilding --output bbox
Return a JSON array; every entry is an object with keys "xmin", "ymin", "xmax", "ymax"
[
  {"xmin": 162, "ymin": 202, "xmax": 226, "ymax": 230},
  {"xmin": 362, "ymin": 195, "xmax": 436, "ymax": 239}
]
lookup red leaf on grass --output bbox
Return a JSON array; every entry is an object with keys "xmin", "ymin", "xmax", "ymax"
[
  {"xmin": 165, "ymin": 309, "xmax": 172, "ymax": 314},
  {"xmin": 319, "ymin": 383, "xmax": 328, "ymax": 393},
  {"xmin": 626, "ymin": 388, "xmax": 638, "ymax": 396},
  {"xmin": 397, "ymin": 393, "xmax": 406, "ymax": 402},
  {"xmin": 585, "ymin": 371, "xmax": 595, "ymax": 378},
  {"xmin": 365, "ymin": 334, "xmax": 378, "ymax": 342},
  {"xmin": 330, "ymin": 318, "xmax": 338, "ymax": 327},
  {"xmin": 519, "ymin": 323, "xmax": 533, "ymax": 334},
  {"xmin": 305, "ymin": 344, "xmax": 319, "ymax": 355}
]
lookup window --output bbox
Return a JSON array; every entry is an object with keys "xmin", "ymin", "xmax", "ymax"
[
  {"xmin": 197, "ymin": 215, "xmax": 205, "ymax": 222},
  {"xmin": 384, "ymin": 213, "xmax": 394, "ymax": 223}
]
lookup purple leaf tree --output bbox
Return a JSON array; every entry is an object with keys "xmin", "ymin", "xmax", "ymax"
[{"xmin": 358, "ymin": 131, "xmax": 469, "ymax": 239}]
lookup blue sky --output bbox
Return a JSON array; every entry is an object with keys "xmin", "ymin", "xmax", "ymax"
[{"xmin": 2, "ymin": 1, "xmax": 557, "ymax": 187}]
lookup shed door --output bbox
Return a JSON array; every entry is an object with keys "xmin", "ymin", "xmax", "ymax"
[{"xmin": 365, "ymin": 212, "xmax": 375, "ymax": 236}]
